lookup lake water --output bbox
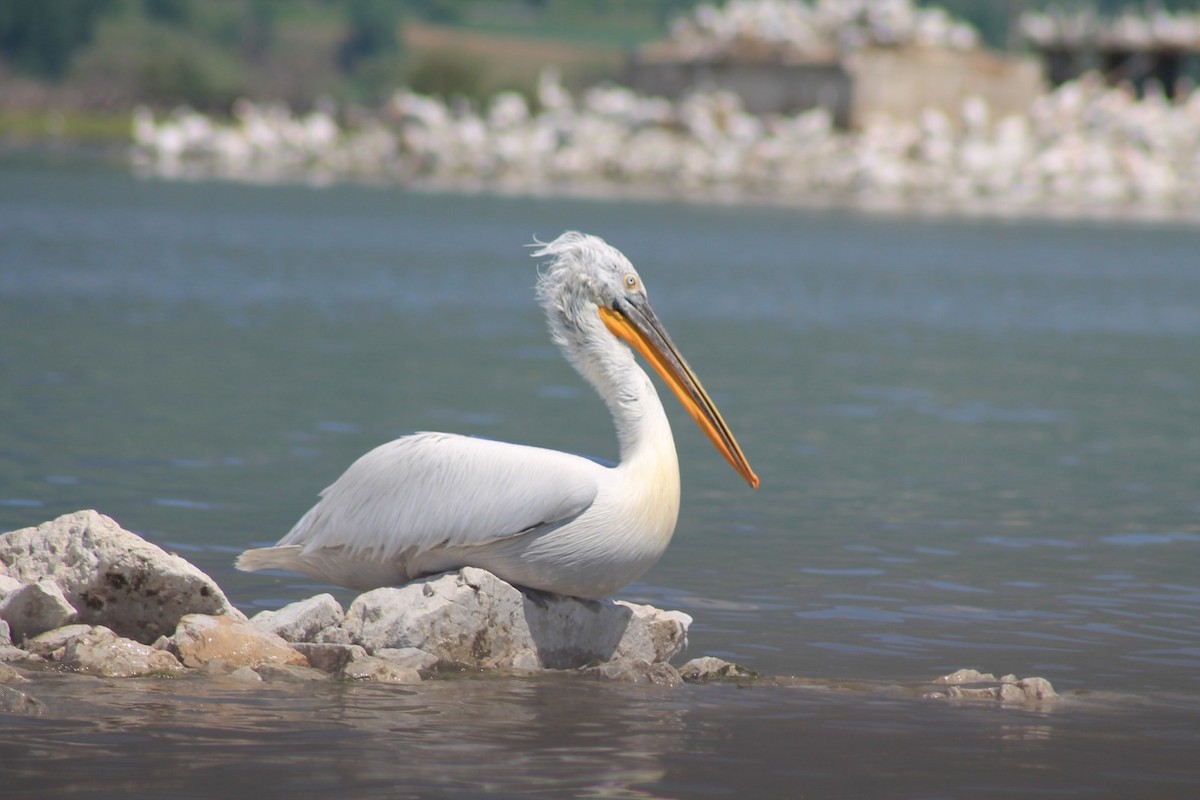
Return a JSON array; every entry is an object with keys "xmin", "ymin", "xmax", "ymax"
[{"xmin": 1, "ymin": 158, "xmax": 1199, "ymax": 797}]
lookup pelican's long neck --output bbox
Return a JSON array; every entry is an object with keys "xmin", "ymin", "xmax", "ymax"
[
  {"xmin": 553, "ymin": 302, "xmax": 678, "ymax": 470},
  {"xmin": 595, "ymin": 340, "xmax": 677, "ymax": 468}
]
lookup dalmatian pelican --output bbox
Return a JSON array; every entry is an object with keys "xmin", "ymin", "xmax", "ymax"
[{"xmin": 237, "ymin": 231, "xmax": 758, "ymax": 598}]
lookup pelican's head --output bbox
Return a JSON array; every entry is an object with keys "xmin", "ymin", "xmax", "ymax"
[{"xmin": 532, "ymin": 232, "xmax": 759, "ymax": 489}]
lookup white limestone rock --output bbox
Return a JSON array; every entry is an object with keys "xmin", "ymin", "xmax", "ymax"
[
  {"xmin": 249, "ymin": 594, "xmax": 344, "ymax": 643},
  {"xmin": 342, "ymin": 567, "xmax": 691, "ymax": 671},
  {"xmin": 39, "ymin": 624, "xmax": 186, "ymax": 677},
  {"xmin": 25, "ymin": 624, "xmax": 95, "ymax": 658},
  {"xmin": 580, "ymin": 657, "xmax": 683, "ymax": 686},
  {"xmin": 934, "ymin": 668, "xmax": 996, "ymax": 685},
  {"xmin": 927, "ymin": 669, "xmax": 1059, "ymax": 704},
  {"xmin": 312, "ymin": 625, "xmax": 353, "ymax": 645},
  {"xmin": 374, "ymin": 647, "xmax": 439, "ymax": 673},
  {"xmin": 0, "ymin": 619, "xmax": 10, "ymax": 646},
  {"xmin": 0, "ymin": 574, "xmax": 22, "ymax": 598},
  {"xmin": 340, "ymin": 655, "xmax": 422, "ymax": 684},
  {"xmin": 0, "ymin": 580, "xmax": 78, "ymax": 641},
  {"xmin": 0, "ymin": 510, "xmax": 244, "ymax": 643},
  {"xmin": 678, "ymin": 656, "xmax": 758, "ymax": 683}
]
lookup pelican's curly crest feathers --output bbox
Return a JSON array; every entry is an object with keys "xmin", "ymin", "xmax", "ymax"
[
  {"xmin": 532, "ymin": 232, "xmax": 641, "ymax": 332},
  {"xmin": 529, "ymin": 232, "xmax": 650, "ymax": 428}
]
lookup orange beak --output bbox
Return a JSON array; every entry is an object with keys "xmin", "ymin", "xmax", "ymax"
[{"xmin": 600, "ymin": 299, "xmax": 759, "ymax": 489}]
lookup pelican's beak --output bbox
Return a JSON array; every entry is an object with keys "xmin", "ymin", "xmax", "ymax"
[{"xmin": 600, "ymin": 296, "xmax": 760, "ymax": 489}]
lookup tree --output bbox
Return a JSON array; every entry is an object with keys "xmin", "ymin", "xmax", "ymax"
[
  {"xmin": 337, "ymin": 0, "xmax": 402, "ymax": 72},
  {"xmin": 0, "ymin": 0, "xmax": 116, "ymax": 79}
]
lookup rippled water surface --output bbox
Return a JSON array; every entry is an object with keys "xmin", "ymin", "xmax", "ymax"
[{"xmin": 2, "ymin": 159, "xmax": 1199, "ymax": 797}]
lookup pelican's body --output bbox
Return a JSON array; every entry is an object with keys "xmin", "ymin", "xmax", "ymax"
[{"xmin": 237, "ymin": 232, "xmax": 757, "ymax": 599}]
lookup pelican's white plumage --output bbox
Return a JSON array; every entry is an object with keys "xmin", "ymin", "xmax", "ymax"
[{"xmin": 237, "ymin": 232, "xmax": 757, "ymax": 598}]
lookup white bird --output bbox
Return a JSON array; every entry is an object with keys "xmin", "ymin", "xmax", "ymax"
[{"xmin": 237, "ymin": 232, "xmax": 759, "ymax": 598}]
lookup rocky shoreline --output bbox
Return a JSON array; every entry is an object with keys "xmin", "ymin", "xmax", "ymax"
[{"xmin": 1, "ymin": 510, "xmax": 1057, "ymax": 712}]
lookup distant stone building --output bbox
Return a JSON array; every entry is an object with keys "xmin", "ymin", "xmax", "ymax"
[
  {"xmin": 626, "ymin": 42, "xmax": 1043, "ymax": 129},
  {"xmin": 1020, "ymin": 10, "xmax": 1200, "ymax": 99}
]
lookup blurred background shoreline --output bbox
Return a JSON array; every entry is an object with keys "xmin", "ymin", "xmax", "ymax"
[{"xmin": 4, "ymin": 1, "xmax": 1200, "ymax": 221}]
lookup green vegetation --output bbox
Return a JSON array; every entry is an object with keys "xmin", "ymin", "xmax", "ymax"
[
  {"xmin": 0, "ymin": 0, "xmax": 117, "ymax": 78},
  {"xmin": 0, "ymin": 109, "xmax": 130, "ymax": 143},
  {"xmin": 0, "ymin": 0, "xmax": 1194, "ymax": 142}
]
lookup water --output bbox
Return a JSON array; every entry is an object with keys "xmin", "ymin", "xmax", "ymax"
[{"xmin": 2, "ymin": 158, "xmax": 1199, "ymax": 797}]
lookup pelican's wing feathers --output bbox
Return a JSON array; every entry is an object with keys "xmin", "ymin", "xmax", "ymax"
[{"xmin": 277, "ymin": 432, "xmax": 601, "ymax": 562}]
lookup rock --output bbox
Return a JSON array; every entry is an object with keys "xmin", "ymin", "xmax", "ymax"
[
  {"xmin": 25, "ymin": 624, "xmax": 95, "ymax": 658},
  {"xmin": 312, "ymin": 626, "xmax": 353, "ymax": 645},
  {"xmin": 224, "ymin": 665, "xmax": 263, "ymax": 684},
  {"xmin": 934, "ymin": 668, "xmax": 997, "ymax": 685},
  {"xmin": 249, "ymin": 594, "xmax": 343, "ymax": 643},
  {"xmin": 0, "ymin": 645, "xmax": 38, "ymax": 663},
  {"xmin": 290, "ymin": 642, "xmax": 367, "ymax": 674},
  {"xmin": 169, "ymin": 614, "xmax": 309, "ymax": 670},
  {"xmin": 0, "ymin": 684, "xmax": 45, "ymax": 715},
  {"xmin": 340, "ymin": 656, "xmax": 422, "ymax": 684},
  {"xmin": 374, "ymin": 647, "xmax": 439, "ymax": 673},
  {"xmin": 0, "ymin": 619, "xmax": 9, "ymax": 646},
  {"xmin": 0, "ymin": 580, "xmax": 79, "ymax": 641},
  {"xmin": 0, "ymin": 574, "xmax": 22, "ymax": 598},
  {"xmin": 0, "ymin": 510, "xmax": 244, "ymax": 643},
  {"xmin": 580, "ymin": 657, "xmax": 683, "ymax": 687},
  {"xmin": 678, "ymin": 656, "xmax": 758, "ymax": 683},
  {"xmin": 1017, "ymin": 676, "xmax": 1058, "ymax": 701},
  {"xmin": 55, "ymin": 626, "xmax": 186, "ymax": 678},
  {"xmin": 342, "ymin": 567, "xmax": 691, "ymax": 671},
  {"xmin": 0, "ymin": 661, "xmax": 26, "ymax": 684},
  {"xmin": 255, "ymin": 663, "xmax": 328, "ymax": 682},
  {"xmin": 927, "ymin": 669, "xmax": 1058, "ymax": 704}
]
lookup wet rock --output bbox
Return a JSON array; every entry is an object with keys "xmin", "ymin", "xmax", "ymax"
[
  {"xmin": 169, "ymin": 614, "xmax": 308, "ymax": 670},
  {"xmin": 342, "ymin": 567, "xmax": 691, "ymax": 670},
  {"xmin": 55, "ymin": 626, "xmax": 186, "ymax": 678},
  {"xmin": 224, "ymin": 665, "xmax": 263, "ymax": 684},
  {"xmin": 1016, "ymin": 676, "xmax": 1058, "ymax": 701},
  {"xmin": 934, "ymin": 668, "xmax": 997, "ymax": 685},
  {"xmin": 678, "ymin": 656, "xmax": 758, "ymax": 683},
  {"xmin": 249, "ymin": 594, "xmax": 343, "ymax": 643},
  {"xmin": 374, "ymin": 647, "xmax": 439, "ymax": 674},
  {"xmin": 0, "ymin": 619, "xmax": 10, "ymax": 646},
  {"xmin": 255, "ymin": 663, "xmax": 329, "ymax": 682},
  {"xmin": 580, "ymin": 657, "xmax": 683, "ymax": 687},
  {"xmin": 0, "ymin": 580, "xmax": 78, "ymax": 641},
  {"xmin": 290, "ymin": 642, "xmax": 367, "ymax": 674},
  {"xmin": 0, "ymin": 684, "xmax": 45, "ymax": 715},
  {"xmin": 0, "ymin": 661, "xmax": 26, "ymax": 684},
  {"xmin": 0, "ymin": 510, "xmax": 244, "ymax": 643},
  {"xmin": 25, "ymin": 624, "xmax": 95, "ymax": 658},
  {"xmin": 340, "ymin": 655, "xmax": 422, "ymax": 684},
  {"xmin": 927, "ymin": 669, "xmax": 1058, "ymax": 704},
  {"xmin": 0, "ymin": 644, "xmax": 38, "ymax": 664}
]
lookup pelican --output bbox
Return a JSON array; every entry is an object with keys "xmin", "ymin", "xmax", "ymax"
[{"xmin": 236, "ymin": 232, "xmax": 759, "ymax": 598}]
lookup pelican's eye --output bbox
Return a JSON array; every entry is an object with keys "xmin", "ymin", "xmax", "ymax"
[{"xmin": 624, "ymin": 273, "xmax": 639, "ymax": 292}]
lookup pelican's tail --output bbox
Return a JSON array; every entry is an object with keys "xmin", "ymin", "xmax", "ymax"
[
  {"xmin": 235, "ymin": 545, "xmax": 306, "ymax": 573},
  {"xmin": 236, "ymin": 545, "xmax": 405, "ymax": 591}
]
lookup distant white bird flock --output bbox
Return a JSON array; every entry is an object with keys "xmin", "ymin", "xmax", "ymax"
[
  {"xmin": 130, "ymin": 0, "xmax": 1200, "ymax": 216},
  {"xmin": 1020, "ymin": 6, "xmax": 1200, "ymax": 50},
  {"xmin": 667, "ymin": 0, "xmax": 980, "ymax": 58}
]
